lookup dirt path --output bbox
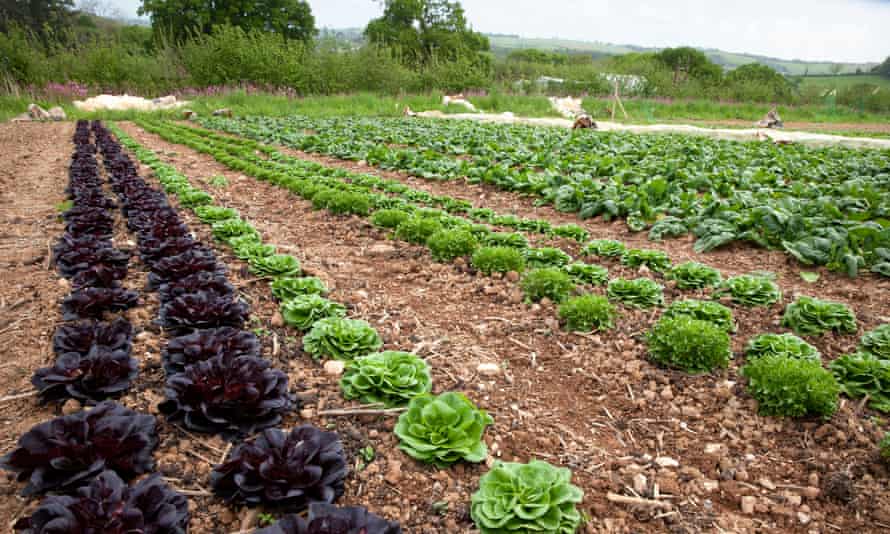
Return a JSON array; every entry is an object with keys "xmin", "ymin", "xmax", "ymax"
[{"xmin": 120, "ymin": 121, "xmax": 890, "ymax": 533}]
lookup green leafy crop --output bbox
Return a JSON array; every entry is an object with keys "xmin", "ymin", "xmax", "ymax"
[
  {"xmin": 742, "ymin": 355, "xmax": 839, "ymax": 418},
  {"xmin": 249, "ymin": 254, "xmax": 301, "ymax": 278},
  {"xmin": 524, "ymin": 247, "xmax": 572, "ymax": 269},
  {"xmin": 562, "ymin": 263, "xmax": 608, "ymax": 286},
  {"xmin": 194, "ymin": 205, "xmax": 237, "ymax": 223},
  {"xmin": 881, "ymin": 433, "xmax": 890, "ymax": 463},
  {"xmin": 558, "ymin": 294, "xmax": 616, "ymax": 332},
  {"xmin": 270, "ymin": 277, "xmax": 328, "ymax": 300},
  {"xmin": 621, "ymin": 248, "xmax": 671, "ymax": 272},
  {"xmin": 471, "ymin": 460, "xmax": 584, "ymax": 534},
  {"xmin": 663, "ymin": 299, "xmax": 734, "ymax": 332},
  {"xmin": 829, "ymin": 352, "xmax": 890, "ymax": 413},
  {"xmin": 394, "ymin": 392, "xmax": 493, "ymax": 467},
  {"xmin": 233, "ymin": 240, "xmax": 276, "ymax": 262},
  {"xmin": 178, "ymin": 189, "xmax": 213, "ymax": 208},
  {"xmin": 861, "ymin": 325, "xmax": 890, "ymax": 359},
  {"xmin": 782, "ymin": 296, "xmax": 857, "ymax": 336},
  {"xmin": 745, "ymin": 333, "xmax": 820, "ymax": 362},
  {"xmin": 303, "ymin": 317, "xmax": 383, "ymax": 361},
  {"xmin": 212, "ymin": 218, "xmax": 260, "ymax": 244},
  {"xmin": 327, "ymin": 191, "xmax": 372, "ymax": 216},
  {"xmin": 647, "ymin": 316, "xmax": 731, "ymax": 373},
  {"xmin": 395, "ymin": 216, "xmax": 444, "ymax": 245},
  {"xmin": 340, "ymin": 351, "xmax": 432, "ymax": 407},
  {"xmin": 427, "ymin": 229, "xmax": 478, "ymax": 262},
  {"xmin": 280, "ymin": 295, "xmax": 346, "ymax": 330},
  {"xmin": 582, "ymin": 239, "xmax": 626, "ymax": 258},
  {"xmin": 713, "ymin": 274, "xmax": 781, "ymax": 307},
  {"xmin": 550, "ymin": 224, "xmax": 589, "ymax": 243},
  {"xmin": 521, "ymin": 268, "xmax": 575, "ymax": 303},
  {"xmin": 669, "ymin": 261, "xmax": 722, "ymax": 290},
  {"xmin": 481, "ymin": 232, "xmax": 528, "ymax": 249},
  {"xmin": 371, "ymin": 208, "xmax": 411, "ymax": 229},
  {"xmin": 606, "ymin": 278, "xmax": 664, "ymax": 309},
  {"xmin": 472, "ymin": 246, "xmax": 526, "ymax": 275}
]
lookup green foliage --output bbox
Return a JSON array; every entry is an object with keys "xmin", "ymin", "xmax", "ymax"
[
  {"xmin": 606, "ymin": 278, "xmax": 664, "ymax": 308},
  {"xmin": 209, "ymin": 175, "xmax": 229, "ymax": 187},
  {"xmin": 371, "ymin": 208, "xmax": 411, "ymax": 229},
  {"xmin": 481, "ymin": 232, "xmax": 528, "ymax": 249},
  {"xmin": 725, "ymin": 64, "xmax": 792, "ymax": 101},
  {"xmin": 562, "ymin": 262, "xmax": 608, "ymax": 286},
  {"xmin": 212, "ymin": 218, "xmax": 260, "ymax": 244},
  {"xmin": 178, "ymin": 189, "xmax": 213, "ymax": 207},
  {"xmin": 648, "ymin": 216, "xmax": 688, "ymax": 241},
  {"xmin": 233, "ymin": 240, "xmax": 277, "ymax": 261},
  {"xmin": 194, "ymin": 205, "xmax": 237, "ymax": 223},
  {"xmin": 340, "ymin": 351, "xmax": 432, "ymax": 407},
  {"xmin": 829, "ymin": 352, "xmax": 890, "ymax": 413},
  {"xmin": 621, "ymin": 248, "xmax": 671, "ymax": 272},
  {"xmin": 713, "ymin": 274, "xmax": 781, "ymax": 307},
  {"xmin": 471, "ymin": 460, "xmax": 584, "ymax": 534},
  {"xmin": 881, "ymin": 433, "xmax": 890, "ymax": 463},
  {"xmin": 782, "ymin": 296, "xmax": 857, "ymax": 336},
  {"xmin": 656, "ymin": 47, "xmax": 722, "ymax": 84},
  {"xmin": 669, "ymin": 261, "xmax": 722, "ymax": 289},
  {"xmin": 270, "ymin": 276, "xmax": 328, "ymax": 300},
  {"xmin": 860, "ymin": 325, "xmax": 890, "ymax": 359},
  {"xmin": 471, "ymin": 246, "xmax": 525, "ymax": 275},
  {"xmin": 427, "ymin": 229, "xmax": 478, "ymax": 262},
  {"xmin": 521, "ymin": 268, "xmax": 575, "ymax": 303},
  {"xmin": 395, "ymin": 216, "xmax": 444, "ymax": 245},
  {"xmin": 249, "ymin": 254, "xmax": 301, "ymax": 278},
  {"xmin": 745, "ymin": 333, "xmax": 820, "ymax": 362},
  {"xmin": 303, "ymin": 317, "xmax": 383, "ymax": 361},
  {"xmin": 280, "ymin": 295, "xmax": 346, "ymax": 330},
  {"xmin": 647, "ymin": 316, "xmax": 731, "ymax": 373},
  {"xmin": 558, "ymin": 295, "xmax": 616, "ymax": 332},
  {"xmin": 582, "ymin": 239, "xmax": 626, "ymax": 258},
  {"xmin": 550, "ymin": 224, "xmax": 589, "ymax": 242},
  {"xmin": 524, "ymin": 247, "xmax": 572, "ymax": 269},
  {"xmin": 742, "ymin": 356, "xmax": 839, "ymax": 418},
  {"xmin": 663, "ymin": 299, "xmax": 734, "ymax": 332},
  {"xmin": 140, "ymin": 1, "xmax": 316, "ymax": 42},
  {"xmin": 394, "ymin": 392, "xmax": 493, "ymax": 467},
  {"xmin": 327, "ymin": 191, "xmax": 372, "ymax": 216}
]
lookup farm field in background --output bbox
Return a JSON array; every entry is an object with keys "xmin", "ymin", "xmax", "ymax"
[{"xmin": 1, "ymin": 112, "xmax": 890, "ymax": 533}]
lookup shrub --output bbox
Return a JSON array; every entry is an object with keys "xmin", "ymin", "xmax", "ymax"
[
  {"xmin": 829, "ymin": 352, "xmax": 890, "ymax": 413},
  {"xmin": 471, "ymin": 460, "xmax": 583, "ymax": 534},
  {"xmin": 394, "ymin": 392, "xmax": 493, "ymax": 467},
  {"xmin": 524, "ymin": 247, "xmax": 572, "ymax": 268},
  {"xmin": 742, "ymin": 356, "xmax": 839, "ymax": 418},
  {"xmin": 562, "ymin": 262, "xmax": 609, "ymax": 285},
  {"xmin": 550, "ymin": 224, "xmax": 589, "ymax": 242},
  {"xmin": 606, "ymin": 278, "xmax": 664, "ymax": 308},
  {"xmin": 303, "ymin": 317, "xmax": 383, "ymax": 361},
  {"xmin": 861, "ymin": 325, "xmax": 890, "ymax": 359},
  {"xmin": 647, "ymin": 316, "xmax": 731, "ymax": 373},
  {"xmin": 669, "ymin": 261, "xmax": 722, "ymax": 289},
  {"xmin": 280, "ymin": 295, "xmax": 346, "ymax": 330},
  {"xmin": 745, "ymin": 333, "xmax": 820, "ymax": 362},
  {"xmin": 714, "ymin": 274, "xmax": 781, "ymax": 307},
  {"xmin": 622, "ymin": 248, "xmax": 672, "ymax": 272},
  {"xmin": 427, "ymin": 229, "xmax": 478, "ymax": 262},
  {"xmin": 558, "ymin": 295, "xmax": 616, "ymax": 332},
  {"xmin": 249, "ymin": 254, "xmax": 301, "ymax": 278},
  {"xmin": 271, "ymin": 277, "xmax": 328, "ymax": 300},
  {"xmin": 482, "ymin": 231, "xmax": 528, "ymax": 249},
  {"xmin": 395, "ymin": 216, "xmax": 444, "ymax": 245},
  {"xmin": 472, "ymin": 246, "xmax": 526, "ymax": 275},
  {"xmin": 371, "ymin": 208, "xmax": 411, "ymax": 229},
  {"xmin": 782, "ymin": 296, "xmax": 857, "ymax": 336},
  {"xmin": 663, "ymin": 299, "xmax": 734, "ymax": 332},
  {"xmin": 582, "ymin": 239, "xmax": 626, "ymax": 258},
  {"xmin": 340, "ymin": 351, "xmax": 432, "ymax": 407},
  {"xmin": 521, "ymin": 268, "xmax": 575, "ymax": 303}
]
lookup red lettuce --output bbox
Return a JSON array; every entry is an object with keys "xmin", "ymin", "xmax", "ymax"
[
  {"xmin": 157, "ymin": 290, "xmax": 248, "ymax": 332},
  {"xmin": 32, "ymin": 346, "xmax": 138, "ymax": 404},
  {"xmin": 158, "ymin": 271, "xmax": 234, "ymax": 302},
  {"xmin": 163, "ymin": 327, "xmax": 260, "ymax": 374},
  {"xmin": 53, "ymin": 318, "xmax": 133, "ymax": 357},
  {"xmin": 256, "ymin": 504, "xmax": 401, "ymax": 534},
  {"xmin": 61, "ymin": 286, "xmax": 139, "ymax": 320}
]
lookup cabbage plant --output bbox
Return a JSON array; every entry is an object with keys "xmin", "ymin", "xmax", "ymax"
[
  {"xmin": 303, "ymin": 317, "xmax": 383, "ymax": 361},
  {"xmin": 280, "ymin": 295, "xmax": 346, "ymax": 330},
  {"xmin": 341, "ymin": 351, "xmax": 432, "ymax": 407}
]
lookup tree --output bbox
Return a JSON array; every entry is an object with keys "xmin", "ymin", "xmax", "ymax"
[
  {"xmin": 138, "ymin": 0, "xmax": 316, "ymax": 43},
  {"xmin": 725, "ymin": 63, "xmax": 792, "ymax": 100},
  {"xmin": 364, "ymin": 0, "xmax": 489, "ymax": 67},
  {"xmin": 829, "ymin": 63, "xmax": 843, "ymax": 76},
  {"xmin": 0, "ymin": 0, "xmax": 75, "ymax": 35},
  {"xmin": 655, "ymin": 47, "xmax": 722, "ymax": 84},
  {"xmin": 873, "ymin": 56, "xmax": 890, "ymax": 78}
]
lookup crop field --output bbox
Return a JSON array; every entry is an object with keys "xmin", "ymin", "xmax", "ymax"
[{"xmin": 1, "ymin": 116, "xmax": 889, "ymax": 533}]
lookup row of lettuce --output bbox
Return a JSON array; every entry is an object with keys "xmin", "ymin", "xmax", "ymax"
[
  {"xmin": 197, "ymin": 115, "xmax": 890, "ymax": 279},
  {"xmin": 134, "ymin": 119, "xmax": 890, "ymax": 462},
  {"xmin": 110, "ymin": 124, "xmax": 587, "ymax": 534}
]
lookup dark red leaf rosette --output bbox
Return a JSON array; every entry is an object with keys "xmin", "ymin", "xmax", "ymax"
[
  {"xmin": 53, "ymin": 318, "xmax": 133, "ymax": 357},
  {"xmin": 162, "ymin": 327, "xmax": 260, "ymax": 375},
  {"xmin": 32, "ymin": 346, "xmax": 138, "ymax": 404},
  {"xmin": 255, "ymin": 504, "xmax": 401, "ymax": 534},
  {"xmin": 61, "ymin": 286, "xmax": 139, "ymax": 320},
  {"xmin": 157, "ymin": 290, "xmax": 248, "ymax": 333}
]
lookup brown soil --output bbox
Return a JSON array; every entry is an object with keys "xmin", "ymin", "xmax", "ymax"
[{"xmin": 110, "ymin": 121, "xmax": 890, "ymax": 533}]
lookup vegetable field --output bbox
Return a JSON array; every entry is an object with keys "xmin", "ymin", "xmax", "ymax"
[{"xmin": 0, "ymin": 116, "xmax": 889, "ymax": 533}]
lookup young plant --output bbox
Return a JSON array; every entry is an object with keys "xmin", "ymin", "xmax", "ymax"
[
  {"xmin": 471, "ymin": 246, "xmax": 526, "ymax": 275},
  {"xmin": 669, "ymin": 261, "xmax": 722, "ymax": 289},
  {"xmin": 713, "ymin": 274, "xmax": 781, "ymax": 307},
  {"xmin": 340, "ymin": 351, "xmax": 432, "ymax": 407},
  {"xmin": 162, "ymin": 327, "xmax": 261, "ymax": 374},
  {"xmin": 328, "ymin": 191, "xmax": 372, "ymax": 216},
  {"xmin": 32, "ymin": 346, "xmax": 138, "ymax": 404},
  {"xmin": 471, "ymin": 460, "xmax": 583, "ymax": 534},
  {"xmin": 582, "ymin": 239, "xmax": 626, "ymax": 258},
  {"xmin": 426, "ymin": 229, "xmax": 478, "ymax": 262},
  {"xmin": 881, "ymin": 433, "xmax": 890, "ymax": 464},
  {"xmin": 178, "ymin": 189, "xmax": 213, "ymax": 208},
  {"xmin": 395, "ymin": 216, "xmax": 443, "ymax": 244},
  {"xmin": 622, "ymin": 248, "xmax": 672, "ymax": 272},
  {"xmin": 663, "ymin": 299, "xmax": 735, "ymax": 332},
  {"xmin": 562, "ymin": 262, "xmax": 609, "ymax": 286},
  {"xmin": 481, "ymin": 231, "xmax": 528, "ymax": 249},
  {"xmin": 550, "ymin": 224, "xmax": 589, "ymax": 242},
  {"xmin": 558, "ymin": 294, "xmax": 616, "ymax": 332},
  {"xmin": 271, "ymin": 276, "xmax": 328, "ymax": 300},
  {"xmin": 233, "ymin": 240, "xmax": 277, "ymax": 261},
  {"xmin": 195, "ymin": 205, "xmax": 237, "ymax": 223},
  {"xmin": 782, "ymin": 296, "xmax": 857, "ymax": 336},
  {"xmin": 209, "ymin": 175, "xmax": 229, "ymax": 187},
  {"xmin": 212, "ymin": 218, "xmax": 260, "ymax": 244},
  {"xmin": 742, "ymin": 355, "xmax": 839, "ymax": 418},
  {"xmin": 249, "ymin": 254, "xmax": 301, "ymax": 278},
  {"xmin": 371, "ymin": 208, "xmax": 411, "ymax": 229},
  {"xmin": 521, "ymin": 268, "xmax": 575, "ymax": 303},
  {"xmin": 829, "ymin": 352, "xmax": 890, "ymax": 413},
  {"xmin": 255, "ymin": 504, "xmax": 401, "ymax": 534},
  {"xmin": 303, "ymin": 317, "xmax": 383, "ymax": 361},
  {"xmin": 745, "ymin": 333, "xmax": 820, "ymax": 362},
  {"xmin": 606, "ymin": 278, "xmax": 664, "ymax": 309},
  {"xmin": 861, "ymin": 325, "xmax": 890, "ymax": 359},
  {"xmin": 647, "ymin": 316, "xmax": 731, "ymax": 373},
  {"xmin": 394, "ymin": 392, "xmax": 493, "ymax": 467},
  {"xmin": 280, "ymin": 295, "xmax": 346, "ymax": 330},
  {"xmin": 524, "ymin": 247, "xmax": 572, "ymax": 268}
]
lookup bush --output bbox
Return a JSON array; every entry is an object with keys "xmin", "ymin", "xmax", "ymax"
[
  {"xmin": 582, "ymin": 239, "xmax": 626, "ymax": 258},
  {"xmin": 371, "ymin": 208, "xmax": 411, "ymax": 229},
  {"xmin": 714, "ymin": 274, "xmax": 781, "ymax": 307},
  {"xmin": 669, "ymin": 261, "xmax": 722, "ymax": 289},
  {"xmin": 558, "ymin": 295, "xmax": 616, "ymax": 332},
  {"xmin": 340, "ymin": 351, "xmax": 432, "ymax": 407},
  {"xmin": 302, "ymin": 317, "xmax": 383, "ymax": 361},
  {"xmin": 647, "ymin": 316, "xmax": 731, "ymax": 373},
  {"xmin": 471, "ymin": 246, "xmax": 526, "ymax": 275},
  {"xmin": 395, "ymin": 216, "xmax": 444, "ymax": 245},
  {"xmin": 745, "ymin": 333, "xmax": 820, "ymax": 362},
  {"xmin": 521, "ymin": 268, "xmax": 575, "ymax": 303},
  {"xmin": 663, "ymin": 299, "xmax": 734, "ymax": 332},
  {"xmin": 426, "ymin": 229, "xmax": 478, "ymax": 262},
  {"xmin": 782, "ymin": 296, "xmax": 857, "ymax": 336},
  {"xmin": 622, "ymin": 248, "xmax": 672, "ymax": 272},
  {"xmin": 606, "ymin": 278, "xmax": 664, "ymax": 308},
  {"xmin": 742, "ymin": 356, "xmax": 839, "ymax": 418},
  {"xmin": 524, "ymin": 247, "xmax": 572, "ymax": 268},
  {"xmin": 280, "ymin": 295, "xmax": 346, "ymax": 330},
  {"xmin": 562, "ymin": 262, "xmax": 609, "ymax": 286}
]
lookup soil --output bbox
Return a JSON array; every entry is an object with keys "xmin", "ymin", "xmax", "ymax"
[{"xmin": 1, "ymin": 120, "xmax": 889, "ymax": 533}]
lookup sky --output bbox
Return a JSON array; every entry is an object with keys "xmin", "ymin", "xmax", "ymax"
[{"xmin": 106, "ymin": 0, "xmax": 890, "ymax": 63}]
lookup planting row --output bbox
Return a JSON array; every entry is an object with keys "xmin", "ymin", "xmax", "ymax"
[{"xmin": 198, "ymin": 115, "xmax": 890, "ymax": 278}]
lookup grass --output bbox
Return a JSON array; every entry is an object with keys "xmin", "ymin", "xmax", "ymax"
[{"xmin": 797, "ymin": 74, "xmax": 890, "ymax": 91}]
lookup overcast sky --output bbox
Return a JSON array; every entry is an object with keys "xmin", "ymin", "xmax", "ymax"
[{"xmin": 108, "ymin": 0, "xmax": 889, "ymax": 63}]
